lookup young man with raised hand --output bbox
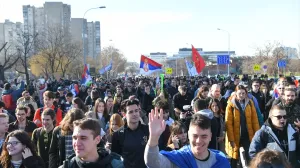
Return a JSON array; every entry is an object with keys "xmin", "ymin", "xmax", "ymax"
[{"xmin": 144, "ymin": 108, "xmax": 230, "ymax": 168}]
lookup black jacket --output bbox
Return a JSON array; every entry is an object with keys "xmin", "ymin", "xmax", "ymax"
[
  {"xmin": 111, "ymin": 122, "xmax": 149, "ymax": 168},
  {"xmin": 8, "ymin": 120, "xmax": 37, "ymax": 137},
  {"xmin": 32, "ymin": 127, "xmax": 53, "ymax": 168},
  {"xmin": 49, "ymin": 127, "xmax": 67, "ymax": 168},
  {"xmin": 59, "ymin": 149, "xmax": 123, "ymax": 168},
  {"xmin": 0, "ymin": 156, "xmax": 45, "ymax": 168},
  {"xmin": 173, "ymin": 92, "xmax": 192, "ymax": 112},
  {"xmin": 142, "ymin": 93, "xmax": 154, "ymax": 113}
]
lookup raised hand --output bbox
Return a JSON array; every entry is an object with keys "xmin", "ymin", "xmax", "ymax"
[{"xmin": 148, "ymin": 108, "xmax": 166, "ymax": 147}]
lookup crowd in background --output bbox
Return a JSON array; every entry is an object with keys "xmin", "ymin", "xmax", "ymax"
[{"xmin": 0, "ymin": 73, "xmax": 297, "ymax": 167}]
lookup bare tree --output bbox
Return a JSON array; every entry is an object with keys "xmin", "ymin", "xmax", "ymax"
[
  {"xmin": 0, "ymin": 42, "xmax": 20, "ymax": 81},
  {"xmin": 59, "ymin": 42, "xmax": 82, "ymax": 77},
  {"xmin": 14, "ymin": 31, "xmax": 38, "ymax": 87}
]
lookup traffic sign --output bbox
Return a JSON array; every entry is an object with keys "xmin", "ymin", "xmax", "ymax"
[
  {"xmin": 217, "ymin": 55, "xmax": 230, "ymax": 65},
  {"xmin": 253, "ymin": 64, "xmax": 261, "ymax": 71},
  {"xmin": 165, "ymin": 68, "xmax": 173, "ymax": 74},
  {"xmin": 262, "ymin": 65, "xmax": 267, "ymax": 73},
  {"xmin": 277, "ymin": 60, "xmax": 286, "ymax": 68},
  {"xmin": 263, "ymin": 65, "xmax": 267, "ymax": 70}
]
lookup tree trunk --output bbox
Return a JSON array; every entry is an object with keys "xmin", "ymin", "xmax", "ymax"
[
  {"xmin": 0, "ymin": 65, "xmax": 5, "ymax": 82},
  {"xmin": 24, "ymin": 56, "xmax": 30, "ymax": 90}
]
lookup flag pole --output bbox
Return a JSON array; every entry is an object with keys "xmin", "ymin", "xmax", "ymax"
[{"xmin": 176, "ymin": 57, "xmax": 178, "ymax": 76}]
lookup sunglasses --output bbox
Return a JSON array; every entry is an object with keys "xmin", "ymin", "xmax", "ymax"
[{"xmin": 273, "ymin": 115, "xmax": 287, "ymax": 120}]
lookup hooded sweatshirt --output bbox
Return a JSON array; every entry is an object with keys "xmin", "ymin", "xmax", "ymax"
[{"xmin": 60, "ymin": 149, "xmax": 123, "ymax": 168}]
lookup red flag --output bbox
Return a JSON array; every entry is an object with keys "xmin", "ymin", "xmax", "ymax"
[{"xmin": 192, "ymin": 45, "xmax": 205, "ymax": 74}]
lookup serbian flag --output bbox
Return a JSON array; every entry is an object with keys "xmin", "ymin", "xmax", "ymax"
[
  {"xmin": 140, "ymin": 55, "xmax": 162, "ymax": 75},
  {"xmin": 192, "ymin": 45, "xmax": 206, "ymax": 74},
  {"xmin": 274, "ymin": 88, "xmax": 279, "ymax": 99},
  {"xmin": 81, "ymin": 64, "xmax": 92, "ymax": 85}
]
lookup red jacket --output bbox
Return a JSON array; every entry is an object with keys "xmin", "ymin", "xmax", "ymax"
[{"xmin": 33, "ymin": 105, "xmax": 62, "ymax": 127}]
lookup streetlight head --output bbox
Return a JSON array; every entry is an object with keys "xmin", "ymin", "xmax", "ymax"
[{"xmin": 98, "ymin": 6, "xmax": 106, "ymax": 9}]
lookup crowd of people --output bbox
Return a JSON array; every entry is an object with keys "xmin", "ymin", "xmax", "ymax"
[{"xmin": 0, "ymin": 73, "xmax": 298, "ymax": 168}]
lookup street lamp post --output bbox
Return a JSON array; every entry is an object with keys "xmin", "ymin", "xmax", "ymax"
[
  {"xmin": 82, "ymin": 6, "xmax": 106, "ymax": 65},
  {"xmin": 217, "ymin": 28, "xmax": 230, "ymax": 76}
]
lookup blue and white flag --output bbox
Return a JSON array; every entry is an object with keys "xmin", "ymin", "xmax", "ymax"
[
  {"xmin": 185, "ymin": 59, "xmax": 197, "ymax": 76},
  {"xmin": 99, "ymin": 62, "xmax": 112, "ymax": 75}
]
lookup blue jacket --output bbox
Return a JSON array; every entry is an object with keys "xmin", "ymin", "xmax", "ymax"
[
  {"xmin": 2, "ymin": 81, "xmax": 25, "ymax": 102},
  {"xmin": 160, "ymin": 145, "xmax": 230, "ymax": 168}
]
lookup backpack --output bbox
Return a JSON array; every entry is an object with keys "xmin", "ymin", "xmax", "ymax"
[{"xmin": 2, "ymin": 94, "xmax": 13, "ymax": 109}]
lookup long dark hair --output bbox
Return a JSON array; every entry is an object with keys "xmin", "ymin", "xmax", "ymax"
[
  {"xmin": 24, "ymin": 103, "xmax": 35, "ymax": 121},
  {"xmin": 0, "ymin": 130, "xmax": 38, "ymax": 168},
  {"xmin": 73, "ymin": 97, "xmax": 88, "ymax": 113},
  {"xmin": 208, "ymin": 99, "xmax": 223, "ymax": 115},
  {"xmin": 196, "ymin": 86, "xmax": 209, "ymax": 99},
  {"xmin": 93, "ymin": 98, "xmax": 109, "ymax": 121}
]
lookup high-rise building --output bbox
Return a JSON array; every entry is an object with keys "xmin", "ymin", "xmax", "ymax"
[
  {"xmin": 44, "ymin": 2, "xmax": 71, "ymax": 34},
  {"xmin": 71, "ymin": 19, "xmax": 101, "ymax": 59},
  {"xmin": 87, "ymin": 21, "xmax": 101, "ymax": 59},
  {"xmin": 23, "ymin": 2, "xmax": 71, "ymax": 36},
  {"xmin": 0, "ymin": 20, "xmax": 23, "ymax": 56}
]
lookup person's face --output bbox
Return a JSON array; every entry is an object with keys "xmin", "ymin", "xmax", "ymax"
[
  {"xmin": 111, "ymin": 120, "xmax": 120, "ymax": 132},
  {"xmin": 87, "ymin": 89, "xmax": 92, "ymax": 96},
  {"xmin": 171, "ymin": 80, "xmax": 176, "ymax": 87},
  {"xmin": 211, "ymin": 87, "xmax": 221, "ymax": 98},
  {"xmin": 188, "ymin": 125, "xmax": 211, "ymax": 157},
  {"xmin": 284, "ymin": 91, "xmax": 295, "ymax": 105},
  {"xmin": 125, "ymin": 104, "xmax": 140, "ymax": 124},
  {"xmin": 66, "ymin": 96, "xmax": 73, "ymax": 103},
  {"xmin": 277, "ymin": 85, "xmax": 285, "ymax": 96},
  {"xmin": 179, "ymin": 88, "xmax": 186, "ymax": 96},
  {"xmin": 106, "ymin": 98, "xmax": 114, "ymax": 108},
  {"xmin": 145, "ymin": 86, "xmax": 150, "ymax": 93},
  {"xmin": 162, "ymin": 110, "xmax": 169, "ymax": 121},
  {"xmin": 72, "ymin": 127, "xmax": 100, "ymax": 160},
  {"xmin": 252, "ymin": 82, "xmax": 260, "ymax": 92},
  {"xmin": 42, "ymin": 115, "xmax": 54, "ymax": 130},
  {"xmin": 97, "ymin": 102, "xmax": 105, "ymax": 113},
  {"xmin": 234, "ymin": 79, "xmax": 240, "ymax": 85},
  {"xmin": 24, "ymin": 93, "xmax": 30, "ymax": 100},
  {"xmin": 107, "ymin": 92, "xmax": 112, "ymax": 97},
  {"xmin": 211, "ymin": 102, "xmax": 219, "ymax": 114},
  {"xmin": 127, "ymin": 84, "xmax": 132, "ymax": 91},
  {"xmin": 175, "ymin": 129, "xmax": 188, "ymax": 144},
  {"xmin": 201, "ymin": 91, "xmax": 209, "ymax": 99},
  {"xmin": 0, "ymin": 117, "xmax": 9, "ymax": 133},
  {"xmin": 6, "ymin": 136, "xmax": 25, "ymax": 156},
  {"xmin": 270, "ymin": 109, "xmax": 287, "ymax": 129},
  {"xmin": 16, "ymin": 110, "xmax": 27, "ymax": 123},
  {"xmin": 44, "ymin": 96, "xmax": 54, "ymax": 107},
  {"xmin": 116, "ymin": 87, "xmax": 122, "ymax": 94},
  {"xmin": 236, "ymin": 89, "xmax": 246, "ymax": 100},
  {"xmin": 73, "ymin": 103, "xmax": 78, "ymax": 108}
]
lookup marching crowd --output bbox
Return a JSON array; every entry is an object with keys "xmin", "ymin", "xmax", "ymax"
[{"xmin": 0, "ymin": 74, "xmax": 298, "ymax": 168}]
